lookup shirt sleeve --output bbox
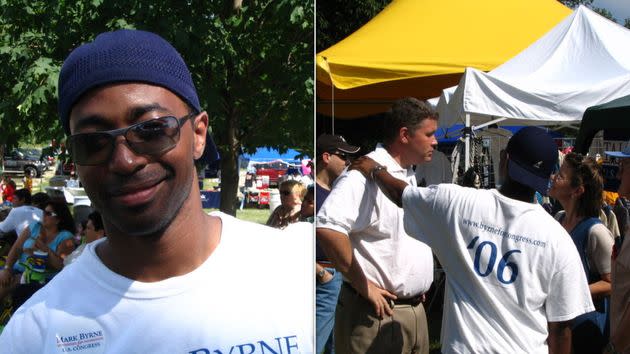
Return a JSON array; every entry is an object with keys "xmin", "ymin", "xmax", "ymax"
[
  {"xmin": 587, "ymin": 223, "xmax": 614, "ymax": 275},
  {"xmin": 316, "ymin": 170, "xmax": 372, "ymax": 236},
  {"xmin": 0, "ymin": 209, "xmax": 17, "ymax": 233},
  {"xmin": 401, "ymin": 185, "xmax": 440, "ymax": 245},
  {"xmin": 545, "ymin": 240, "xmax": 595, "ymax": 322}
]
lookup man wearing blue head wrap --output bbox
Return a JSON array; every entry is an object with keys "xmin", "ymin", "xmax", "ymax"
[{"xmin": 0, "ymin": 29, "xmax": 313, "ymax": 353}]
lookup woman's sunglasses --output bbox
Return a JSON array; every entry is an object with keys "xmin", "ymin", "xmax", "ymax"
[{"xmin": 68, "ymin": 113, "xmax": 196, "ymax": 166}]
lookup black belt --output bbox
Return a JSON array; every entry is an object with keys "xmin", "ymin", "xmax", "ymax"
[
  {"xmin": 316, "ymin": 261, "xmax": 334, "ymax": 268},
  {"xmin": 342, "ymin": 282, "xmax": 424, "ymax": 307}
]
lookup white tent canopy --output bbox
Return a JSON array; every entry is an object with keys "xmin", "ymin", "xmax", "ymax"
[{"xmin": 436, "ymin": 5, "xmax": 630, "ymax": 129}]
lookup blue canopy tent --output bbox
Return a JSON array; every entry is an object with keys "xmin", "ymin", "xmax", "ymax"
[
  {"xmin": 240, "ymin": 148, "xmax": 305, "ymax": 172},
  {"xmin": 437, "ymin": 125, "xmax": 563, "ymax": 142},
  {"xmin": 241, "ymin": 148, "xmax": 303, "ymax": 163}
]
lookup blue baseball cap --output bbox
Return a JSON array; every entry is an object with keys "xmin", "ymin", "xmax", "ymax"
[
  {"xmin": 506, "ymin": 127, "xmax": 558, "ymax": 196},
  {"xmin": 58, "ymin": 29, "xmax": 219, "ymax": 163}
]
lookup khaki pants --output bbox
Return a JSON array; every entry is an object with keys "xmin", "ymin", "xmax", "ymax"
[{"xmin": 335, "ymin": 283, "xmax": 429, "ymax": 354}]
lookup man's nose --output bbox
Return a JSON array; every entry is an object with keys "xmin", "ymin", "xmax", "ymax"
[{"xmin": 108, "ymin": 137, "xmax": 148, "ymax": 174}]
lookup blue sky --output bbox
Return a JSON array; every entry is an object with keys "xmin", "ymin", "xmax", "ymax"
[{"xmin": 592, "ymin": 0, "xmax": 630, "ymax": 23}]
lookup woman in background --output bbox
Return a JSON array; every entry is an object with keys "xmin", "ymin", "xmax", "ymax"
[
  {"xmin": 266, "ymin": 180, "xmax": 306, "ymax": 229},
  {"xmin": 0, "ymin": 200, "xmax": 75, "ymax": 304},
  {"xmin": 64, "ymin": 211, "xmax": 105, "ymax": 266},
  {"xmin": 549, "ymin": 152, "xmax": 613, "ymax": 354}
]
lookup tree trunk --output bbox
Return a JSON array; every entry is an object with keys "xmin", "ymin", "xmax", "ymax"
[{"xmin": 219, "ymin": 110, "xmax": 240, "ymax": 216}]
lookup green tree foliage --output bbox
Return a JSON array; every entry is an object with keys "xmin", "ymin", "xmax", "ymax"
[
  {"xmin": 593, "ymin": 7, "xmax": 616, "ymax": 22},
  {"xmin": 316, "ymin": 0, "xmax": 390, "ymax": 52},
  {"xmin": 558, "ymin": 0, "xmax": 593, "ymax": 8},
  {"xmin": 558, "ymin": 0, "xmax": 623, "ymax": 26},
  {"xmin": 0, "ymin": 0, "xmax": 313, "ymax": 215},
  {"xmin": 624, "ymin": 18, "xmax": 630, "ymax": 29}
]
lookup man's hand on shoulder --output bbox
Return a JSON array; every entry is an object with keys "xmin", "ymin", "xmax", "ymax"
[{"xmin": 349, "ymin": 156, "xmax": 381, "ymax": 180}]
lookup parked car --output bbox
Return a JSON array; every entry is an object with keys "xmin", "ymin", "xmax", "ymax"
[
  {"xmin": 2, "ymin": 149, "xmax": 46, "ymax": 178},
  {"xmin": 253, "ymin": 161, "xmax": 288, "ymax": 187},
  {"xmin": 17, "ymin": 148, "xmax": 49, "ymax": 171}
]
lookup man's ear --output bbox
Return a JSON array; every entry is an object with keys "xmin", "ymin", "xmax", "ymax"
[
  {"xmin": 192, "ymin": 112, "xmax": 209, "ymax": 160},
  {"xmin": 399, "ymin": 127, "xmax": 410, "ymax": 144},
  {"xmin": 322, "ymin": 152, "xmax": 331, "ymax": 164}
]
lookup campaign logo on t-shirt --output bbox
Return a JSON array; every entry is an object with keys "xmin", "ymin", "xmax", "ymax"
[
  {"xmin": 189, "ymin": 335, "xmax": 302, "ymax": 354},
  {"xmin": 55, "ymin": 330, "xmax": 105, "ymax": 353}
]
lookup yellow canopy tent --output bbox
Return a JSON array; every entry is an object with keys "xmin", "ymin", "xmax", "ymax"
[{"xmin": 317, "ymin": 0, "xmax": 571, "ymax": 118}]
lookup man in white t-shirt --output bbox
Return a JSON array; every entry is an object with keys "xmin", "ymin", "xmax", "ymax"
[
  {"xmin": 0, "ymin": 188, "xmax": 42, "ymax": 237},
  {"xmin": 351, "ymin": 126, "xmax": 594, "ymax": 354},
  {"xmin": 317, "ymin": 98, "xmax": 435, "ymax": 354},
  {"xmin": 0, "ymin": 29, "xmax": 312, "ymax": 353}
]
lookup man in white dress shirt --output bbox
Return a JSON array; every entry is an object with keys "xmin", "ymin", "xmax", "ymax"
[{"xmin": 317, "ymin": 97, "xmax": 436, "ymax": 354}]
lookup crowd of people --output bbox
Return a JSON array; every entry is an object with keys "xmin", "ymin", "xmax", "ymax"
[
  {"xmin": 1, "ymin": 24, "xmax": 629, "ymax": 354},
  {"xmin": 315, "ymin": 97, "xmax": 630, "ymax": 354},
  {"xmin": 0, "ymin": 29, "xmax": 313, "ymax": 353},
  {"xmin": 0, "ymin": 189, "xmax": 106, "ymax": 317}
]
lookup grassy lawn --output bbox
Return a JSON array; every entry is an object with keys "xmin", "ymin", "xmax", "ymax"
[
  {"xmin": 11, "ymin": 170, "xmax": 271, "ymax": 225},
  {"xmin": 204, "ymin": 207, "xmax": 271, "ymax": 225}
]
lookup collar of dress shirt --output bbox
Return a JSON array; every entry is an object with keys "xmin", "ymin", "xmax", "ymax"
[{"xmin": 371, "ymin": 143, "xmax": 414, "ymax": 179}]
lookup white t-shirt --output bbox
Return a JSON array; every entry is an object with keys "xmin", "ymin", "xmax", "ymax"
[
  {"xmin": 0, "ymin": 205, "xmax": 42, "ymax": 235},
  {"xmin": 402, "ymin": 185, "xmax": 594, "ymax": 354},
  {"xmin": 317, "ymin": 144, "xmax": 433, "ymax": 298},
  {"xmin": 0, "ymin": 212, "xmax": 314, "ymax": 354}
]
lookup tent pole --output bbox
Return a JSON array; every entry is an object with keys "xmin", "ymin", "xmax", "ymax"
[
  {"xmin": 332, "ymin": 83, "xmax": 335, "ymax": 135},
  {"xmin": 323, "ymin": 56, "xmax": 336, "ymax": 135},
  {"xmin": 464, "ymin": 113, "xmax": 470, "ymax": 171}
]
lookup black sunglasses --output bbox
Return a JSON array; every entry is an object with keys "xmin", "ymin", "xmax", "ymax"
[
  {"xmin": 329, "ymin": 151, "xmax": 348, "ymax": 160},
  {"xmin": 68, "ymin": 113, "xmax": 196, "ymax": 166}
]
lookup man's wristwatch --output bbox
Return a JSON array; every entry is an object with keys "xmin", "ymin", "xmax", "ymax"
[
  {"xmin": 317, "ymin": 268, "xmax": 327, "ymax": 279},
  {"xmin": 371, "ymin": 165, "xmax": 387, "ymax": 180}
]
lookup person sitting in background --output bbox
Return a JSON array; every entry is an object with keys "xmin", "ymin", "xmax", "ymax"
[
  {"xmin": 548, "ymin": 152, "xmax": 613, "ymax": 353},
  {"xmin": 1, "ymin": 176, "xmax": 16, "ymax": 204},
  {"xmin": 64, "ymin": 211, "xmax": 105, "ymax": 266},
  {"xmin": 30, "ymin": 193, "xmax": 50, "ymax": 212},
  {"xmin": 22, "ymin": 176, "xmax": 32, "ymax": 193},
  {"xmin": 0, "ymin": 200, "xmax": 75, "ymax": 302},
  {"xmin": 266, "ymin": 180, "xmax": 306, "ymax": 229},
  {"xmin": 0, "ymin": 189, "xmax": 43, "ymax": 241},
  {"xmin": 299, "ymin": 185, "xmax": 314, "ymax": 223}
]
